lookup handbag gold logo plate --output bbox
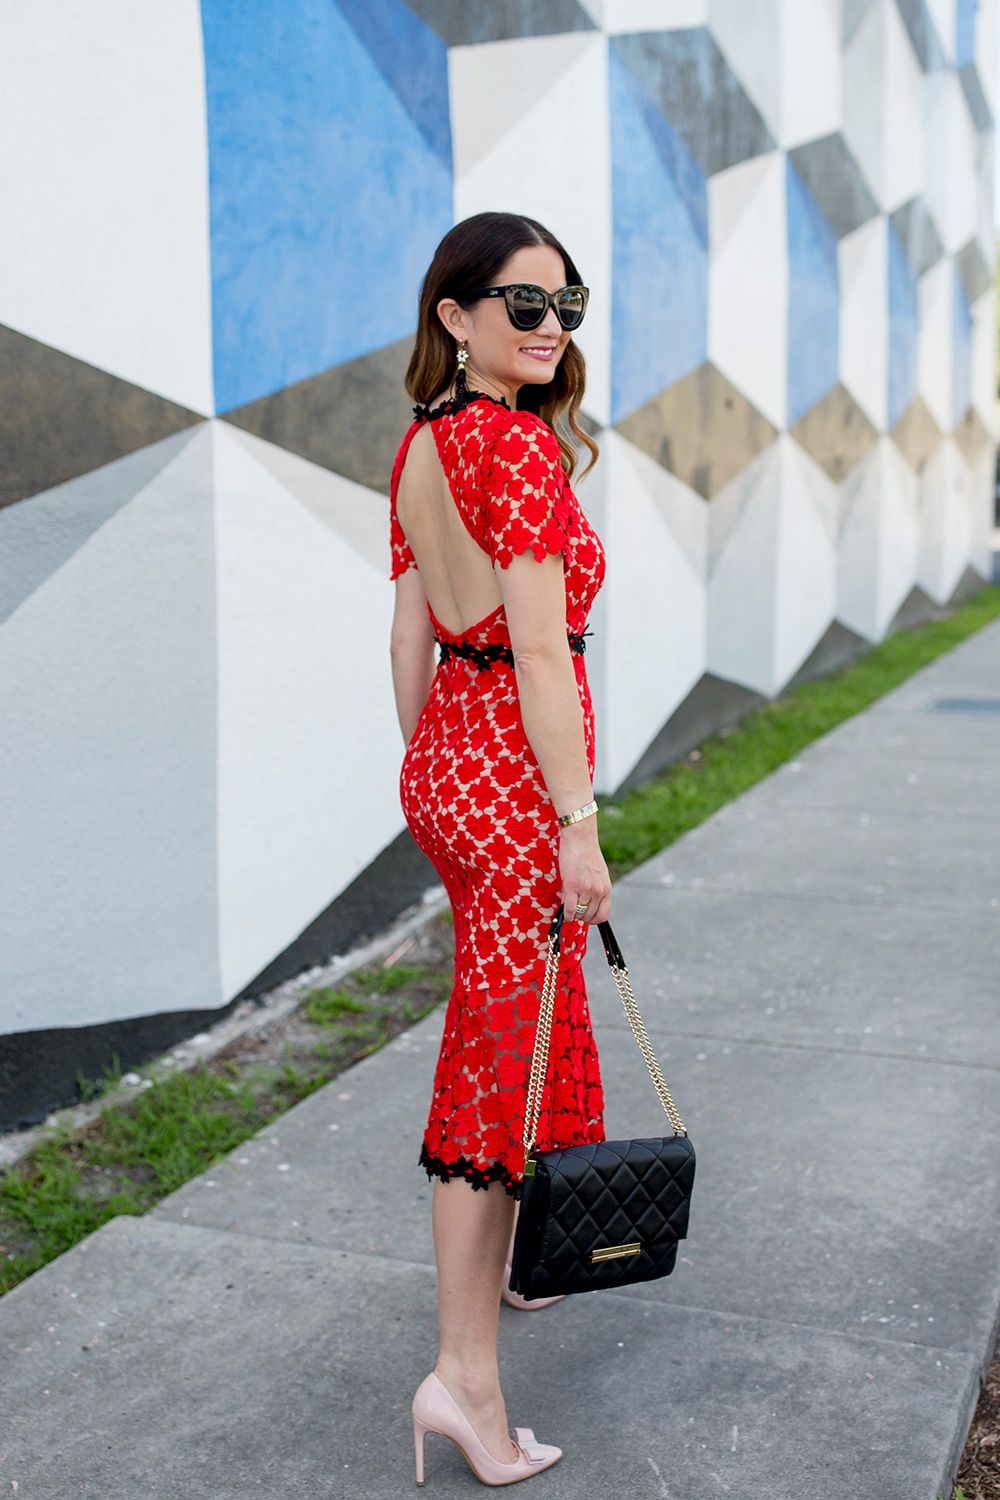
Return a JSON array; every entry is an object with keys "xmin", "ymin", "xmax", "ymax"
[{"xmin": 590, "ymin": 1241, "xmax": 641, "ymax": 1263}]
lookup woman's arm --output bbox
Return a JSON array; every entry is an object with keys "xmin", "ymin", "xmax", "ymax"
[
  {"xmin": 498, "ymin": 551, "xmax": 611, "ymax": 925},
  {"xmin": 390, "ymin": 568, "xmax": 436, "ymax": 744}
]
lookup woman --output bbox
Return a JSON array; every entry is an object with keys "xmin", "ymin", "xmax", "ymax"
[{"xmin": 389, "ymin": 211, "xmax": 611, "ymax": 1486}]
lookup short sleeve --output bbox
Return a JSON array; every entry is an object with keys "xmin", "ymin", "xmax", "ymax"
[
  {"xmin": 390, "ymin": 504, "xmax": 416, "ymax": 580},
  {"xmin": 483, "ymin": 414, "xmax": 573, "ymax": 570},
  {"xmin": 389, "ymin": 422, "xmax": 419, "ymax": 579}
]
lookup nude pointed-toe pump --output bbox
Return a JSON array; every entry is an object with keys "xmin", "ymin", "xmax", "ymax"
[
  {"xmin": 412, "ymin": 1372, "xmax": 562, "ymax": 1486},
  {"xmin": 500, "ymin": 1259, "xmax": 565, "ymax": 1312}
]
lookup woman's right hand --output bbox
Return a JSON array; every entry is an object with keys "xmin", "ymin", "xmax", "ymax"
[{"xmin": 558, "ymin": 820, "xmax": 611, "ymax": 925}]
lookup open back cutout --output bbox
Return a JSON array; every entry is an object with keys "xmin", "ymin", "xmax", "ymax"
[{"xmin": 395, "ymin": 422, "xmax": 503, "ymax": 638}]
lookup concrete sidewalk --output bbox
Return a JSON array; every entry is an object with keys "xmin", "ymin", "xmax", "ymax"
[{"xmin": 3, "ymin": 621, "xmax": 1000, "ymax": 1500}]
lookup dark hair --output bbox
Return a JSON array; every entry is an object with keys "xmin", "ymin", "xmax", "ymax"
[{"xmin": 406, "ymin": 212, "xmax": 599, "ymax": 480}]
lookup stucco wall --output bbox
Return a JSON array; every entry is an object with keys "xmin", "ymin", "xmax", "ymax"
[{"xmin": 0, "ymin": 0, "xmax": 995, "ymax": 1124}]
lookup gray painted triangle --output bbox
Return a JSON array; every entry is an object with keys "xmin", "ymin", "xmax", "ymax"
[
  {"xmin": 959, "ymin": 62, "xmax": 993, "ymax": 132},
  {"xmin": 889, "ymin": 196, "xmax": 944, "ymax": 277},
  {"xmin": 785, "ymin": 620, "xmax": 869, "ymax": 688},
  {"xmin": 843, "ymin": 0, "xmax": 879, "ymax": 45},
  {"xmin": 403, "ymin": 0, "xmax": 596, "ymax": 45},
  {"xmin": 956, "ymin": 237, "xmax": 993, "ymax": 304},
  {"xmin": 0, "ymin": 323, "xmax": 204, "ymax": 508},
  {"xmin": 787, "ymin": 134, "xmax": 878, "ymax": 240},
  {"xmin": 612, "ymin": 28, "xmax": 775, "ymax": 177},
  {"xmin": 893, "ymin": 0, "xmax": 946, "ymax": 71},
  {"xmin": 0, "ymin": 429, "xmax": 200, "ymax": 626}
]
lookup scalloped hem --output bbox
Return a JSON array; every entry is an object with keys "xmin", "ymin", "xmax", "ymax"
[{"xmin": 419, "ymin": 1143, "xmax": 522, "ymax": 1199}]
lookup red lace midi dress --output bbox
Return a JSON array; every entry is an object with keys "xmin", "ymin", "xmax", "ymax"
[{"xmin": 390, "ymin": 391, "xmax": 606, "ymax": 1196}]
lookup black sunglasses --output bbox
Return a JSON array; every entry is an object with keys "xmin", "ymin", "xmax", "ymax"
[{"xmin": 465, "ymin": 283, "xmax": 589, "ymax": 332}]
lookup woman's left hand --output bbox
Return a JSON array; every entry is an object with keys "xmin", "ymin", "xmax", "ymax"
[{"xmin": 559, "ymin": 819, "xmax": 611, "ymax": 924}]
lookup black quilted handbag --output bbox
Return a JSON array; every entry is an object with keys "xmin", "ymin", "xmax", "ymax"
[{"xmin": 509, "ymin": 909, "xmax": 696, "ymax": 1300}]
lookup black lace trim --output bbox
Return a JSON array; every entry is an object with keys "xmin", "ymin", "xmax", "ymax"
[
  {"xmin": 413, "ymin": 388, "xmax": 510, "ymax": 423},
  {"xmin": 419, "ymin": 1143, "xmax": 523, "ymax": 1199},
  {"xmin": 437, "ymin": 628, "xmax": 591, "ymax": 672}
]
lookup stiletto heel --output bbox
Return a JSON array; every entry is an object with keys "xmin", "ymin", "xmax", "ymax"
[
  {"xmin": 411, "ymin": 1372, "xmax": 562, "ymax": 1486},
  {"xmin": 414, "ymin": 1414, "xmax": 427, "ymax": 1485}
]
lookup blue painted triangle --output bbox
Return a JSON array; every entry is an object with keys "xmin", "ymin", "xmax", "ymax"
[{"xmin": 335, "ymin": 0, "xmax": 451, "ymax": 169}]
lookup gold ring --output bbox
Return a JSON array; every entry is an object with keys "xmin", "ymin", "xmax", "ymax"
[{"xmin": 574, "ymin": 902, "xmax": 589, "ymax": 917}]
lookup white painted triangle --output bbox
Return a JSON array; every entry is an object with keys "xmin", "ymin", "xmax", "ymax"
[
  {"xmin": 838, "ymin": 438, "xmax": 914, "ymax": 637},
  {"xmin": 786, "ymin": 435, "xmax": 841, "ymax": 542},
  {"xmin": 0, "ymin": 2, "xmax": 213, "ymax": 412},
  {"xmin": 0, "ymin": 422, "xmax": 220, "ymax": 1032},
  {"xmin": 707, "ymin": 442, "xmax": 776, "ymax": 572},
  {"xmin": 839, "ymin": 212, "xmax": 882, "ymax": 293},
  {"xmin": 773, "ymin": 439, "xmax": 837, "ymax": 685},
  {"xmin": 602, "ymin": 433, "xmax": 706, "ymax": 789},
  {"xmin": 210, "ymin": 424, "xmax": 403, "ymax": 999},
  {"xmin": 878, "ymin": 439, "xmax": 920, "ymax": 626},
  {"xmin": 450, "ymin": 31, "xmax": 595, "ymax": 180},
  {"xmin": 453, "ymin": 36, "xmax": 612, "ymax": 425},
  {"xmin": 707, "ymin": 442, "xmax": 782, "ymax": 693},
  {"xmin": 223, "ymin": 425, "xmax": 390, "ymax": 576},
  {"xmin": 604, "ymin": 0, "xmax": 709, "ymax": 30},
  {"xmin": 839, "ymin": 216, "xmax": 888, "ymax": 430},
  {"xmin": 615, "ymin": 432, "xmax": 708, "ymax": 580},
  {"xmin": 710, "ymin": 150, "xmax": 780, "ymax": 257},
  {"xmin": 924, "ymin": 0, "xmax": 954, "ymax": 64}
]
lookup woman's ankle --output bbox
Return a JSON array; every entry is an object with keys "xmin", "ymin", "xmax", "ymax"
[{"xmin": 434, "ymin": 1358, "xmax": 501, "ymax": 1406}]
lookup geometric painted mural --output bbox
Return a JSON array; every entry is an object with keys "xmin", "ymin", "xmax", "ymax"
[
  {"xmin": 201, "ymin": 0, "xmax": 453, "ymax": 411},
  {"xmin": 0, "ymin": 0, "xmax": 995, "ymax": 1107}
]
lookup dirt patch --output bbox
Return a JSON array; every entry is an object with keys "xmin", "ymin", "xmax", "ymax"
[
  {"xmin": 955, "ymin": 1346, "xmax": 1000, "ymax": 1499},
  {"xmin": 210, "ymin": 910, "xmax": 453, "ymax": 1089}
]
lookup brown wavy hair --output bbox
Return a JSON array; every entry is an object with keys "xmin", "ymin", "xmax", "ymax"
[{"xmin": 405, "ymin": 212, "xmax": 599, "ymax": 480}]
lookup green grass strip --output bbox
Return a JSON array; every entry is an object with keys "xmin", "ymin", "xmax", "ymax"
[
  {"xmin": 600, "ymin": 584, "xmax": 1000, "ymax": 879},
  {"xmin": 0, "ymin": 1069, "xmax": 277, "ymax": 1294},
  {"xmin": 0, "ymin": 963, "xmax": 450, "ymax": 1296}
]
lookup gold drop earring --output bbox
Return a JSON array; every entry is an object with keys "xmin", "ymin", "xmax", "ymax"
[{"xmin": 454, "ymin": 340, "xmax": 469, "ymax": 399}]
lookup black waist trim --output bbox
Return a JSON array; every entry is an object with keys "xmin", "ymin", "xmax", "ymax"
[{"xmin": 437, "ymin": 630, "xmax": 590, "ymax": 672}]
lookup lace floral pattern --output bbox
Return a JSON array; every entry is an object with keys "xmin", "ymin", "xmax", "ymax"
[
  {"xmin": 483, "ymin": 417, "xmax": 575, "ymax": 568},
  {"xmin": 390, "ymin": 395, "xmax": 607, "ymax": 1194},
  {"xmin": 420, "ymin": 966, "xmax": 605, "ymax": 1196}
]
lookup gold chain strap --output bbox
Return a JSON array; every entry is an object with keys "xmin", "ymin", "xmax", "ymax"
[
  {"xmin": 522, "ymin": 924, "xmax": 687, "ymax": 1171},
  {"xmin": 521, "ymin": 931, "xmax": 562, "ymax": 1169},
  {"xmin": 606, "ymin": 963, "xmax": 687, "ymax": 1137}
]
